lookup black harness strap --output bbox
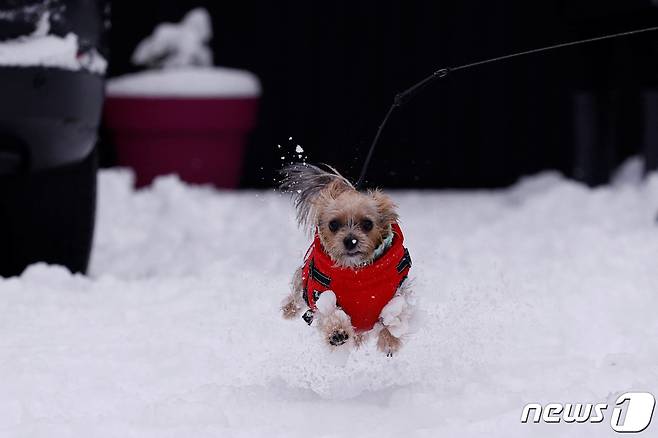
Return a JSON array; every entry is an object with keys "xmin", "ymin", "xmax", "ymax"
[
  {"xmin": 310, "ymin": 259, "xmax": 332, "ymax": 288},
  {"xmin": 397, "ymin": 248, "xmax": 412, "ymax": 273}
]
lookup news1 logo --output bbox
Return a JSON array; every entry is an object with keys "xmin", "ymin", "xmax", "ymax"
[{"xmin": 521, "ymin": 392, "xmax": 656, "ymax": 433}]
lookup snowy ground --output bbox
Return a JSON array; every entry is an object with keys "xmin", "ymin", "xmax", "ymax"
[{"xmin": 1, "ymin": 166, "xmax": 658, "ymax": 437}]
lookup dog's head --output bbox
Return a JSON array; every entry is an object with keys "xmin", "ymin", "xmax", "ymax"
[{"xmin": 280, "ymin": 163, "xmax": 398, "ymax": 267}]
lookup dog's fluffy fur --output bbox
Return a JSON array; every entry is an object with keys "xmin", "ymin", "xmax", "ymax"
[{"xmin": 280, "ymin": 163, "xmax": 413, "ymax": 355}]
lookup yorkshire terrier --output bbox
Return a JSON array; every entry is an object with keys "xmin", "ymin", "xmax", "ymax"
[{"xmin": 279, "ymin": 163, "xmax": 413, "ymax": 356}]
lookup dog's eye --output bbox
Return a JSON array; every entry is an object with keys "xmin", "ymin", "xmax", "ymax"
[
  {"xmin": 361, "ymin": 219, "xmax": 373, "ymax": 232},
  {"xmin": 328, "ymin": 220, "xmax": 340, "ymax": 233}
]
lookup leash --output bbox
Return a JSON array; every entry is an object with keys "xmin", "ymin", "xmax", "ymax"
[{"xmin": 354, "ymin": 25, "xmax": 658, "ymax": 189}]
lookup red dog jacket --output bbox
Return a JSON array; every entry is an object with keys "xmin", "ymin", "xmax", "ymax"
[{"xmin": 301, "ymin": 223, "xmax": 412, "ymax": 331}]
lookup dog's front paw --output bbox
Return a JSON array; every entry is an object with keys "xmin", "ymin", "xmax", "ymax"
[
  {"xmin": 281, "ymin": 297, "xmax": 301, "ymax": 319},
  {"xmin": 377, "ymin": 327, "xmax": 401, "ymax": 357},
  {"xmin": 328, "ymin": 330, "xmax": 349, "ymax": 346},
  {"xmin": 317, "ymin": 305, "xmax": 354, "ymax": 349}
]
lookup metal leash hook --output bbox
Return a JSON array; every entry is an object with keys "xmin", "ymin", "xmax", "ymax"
[
  {"xmin": 354, "ymin": 25, "xmax": 658, "ymax": 190},
  {"xmin": 394, "ymin": 68, "xmax": 450, "ymax": 108}
]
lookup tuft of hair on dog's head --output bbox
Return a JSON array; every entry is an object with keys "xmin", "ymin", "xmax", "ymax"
[
  {"xmin": 280, "ymin": 163, "xmax": 399, "ymax": 267},
  {"xmin": 279, "ymin": 163, "xmax": 355, "ymax": 230}
]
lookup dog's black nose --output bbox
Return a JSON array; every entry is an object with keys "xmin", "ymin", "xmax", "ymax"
[{"xmin": 343, "ymin": 235, "xmax": 358, "ymax": 250}]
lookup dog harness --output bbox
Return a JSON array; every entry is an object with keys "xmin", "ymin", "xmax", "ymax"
[{"xmin": 300, "ymin": 223, "xmax": 412, "ymax": 331}]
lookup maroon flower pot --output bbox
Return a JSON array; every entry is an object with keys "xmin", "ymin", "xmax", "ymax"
[{"xmin": 103, "ymin": 68, "xmax": 260, "ymax": 188}]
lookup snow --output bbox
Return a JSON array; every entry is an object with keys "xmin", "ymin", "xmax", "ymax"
[
  {"xmin": 109, "ymin": 8, "xmax": 259, "ymax": 98},
  {"xmin": 106, "ymin": 67, "xmax": 261, "ymax": 98},
  {"xmin": 612, "ymin": 155, "xmax": 645, "ymax": 187},
  {"xmin": 316, "ymin": 290, "xmax": 338, "ymax": 315},
  {"xmin": 132, "ymin": 8, "xmax": 213, "ymax": 69},
  {"xmin": 379, "ymin": 296, "xmax": 410, "ymax": 338},
  {"xmin": 1, "ymin": 166, "xmax": 658, "ymax": 437},
  {"xmin": 0, "ymin": 12, "xmax": 107, "ymax": 74},
  {"xmin": 0, "ymin": 31, "xmax": 78, "ymax": 69},
  {"xmin": 77, "ymin": 48, "xmax": 108, "ymax": 75}
]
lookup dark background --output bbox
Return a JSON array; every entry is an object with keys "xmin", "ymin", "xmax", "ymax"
[{"xmin": 105, "ymin": 0, "xmax": 658, "ymax": 188}]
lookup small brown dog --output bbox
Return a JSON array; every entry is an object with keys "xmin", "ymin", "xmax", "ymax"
[{"xmin": 280, "ymin": 164, "xmax": 413, "ymax": 356}]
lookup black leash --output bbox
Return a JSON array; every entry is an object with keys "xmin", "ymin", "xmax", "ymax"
[{"xmin": 354, "ymin": 25, "xmax": 658, "ymax": 189}]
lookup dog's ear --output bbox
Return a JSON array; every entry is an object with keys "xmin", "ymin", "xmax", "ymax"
[
  {"xmin": 369, "ymin": 189, "xmax": 399, "ymax": 226},
  {"xmin": 280, "ymin": 163, "xmax": 353, "ymax": 230}
]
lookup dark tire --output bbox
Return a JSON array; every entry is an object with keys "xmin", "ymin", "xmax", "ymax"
[{"xmin": 0, "ymin": 149, "xmax": 97, "ymax": 278}]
